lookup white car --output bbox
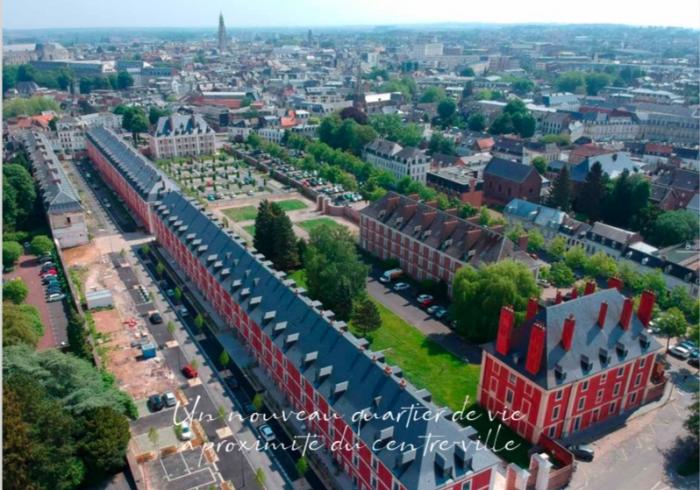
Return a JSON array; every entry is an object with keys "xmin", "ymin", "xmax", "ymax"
[
  {"xmin": 258, "ymin": 424, "xmax": 276, "ymax": 443},
  {"xmin": 162, "ymin": 392, "xmax": 177, "ymax": 408},
  {"xmin": 393, "ymin": 282, "xmax": 410, "ymax": 292},
  {"xmin": 47, "ymin": 293, "xmax": 66, "ymax": 302},
  {"xmin": 178, "ymin": 421, "xmax": 192, "ymax": 440},
  {"xmin": 670, "ymin": 345, "xmax": 691, "ymax": 359}
]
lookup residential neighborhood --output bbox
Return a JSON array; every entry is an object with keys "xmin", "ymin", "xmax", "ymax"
[{"xmin": 2, "ymin": 3, "xmax": 699, "ymax": 490}]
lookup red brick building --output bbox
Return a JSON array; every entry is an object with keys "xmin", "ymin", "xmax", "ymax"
[
  {"xmin": 360, "ymin": 192, "xmax": 514, "ymax": 290},
  {"xmin": 482, "ymin": 158, "xmax": 542, "ymax": 206},
  {"xmin": 478, "ymin": 284, "xmax": 665, "ymax": 444}
]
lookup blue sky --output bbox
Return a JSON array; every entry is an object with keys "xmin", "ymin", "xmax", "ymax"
[{"xmin": 4, "ymin": 0, "xmax": 699, "ymax": 29}]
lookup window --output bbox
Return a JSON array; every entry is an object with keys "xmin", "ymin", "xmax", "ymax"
[
  {"xmin": 617, "ymin": 367, "xmax": 624, "ymax": 377},
  {"xmin": 581, "ymin": 381, "xmax": 589, "ymax": 392},
  {"xmin": 552, "ymin": 406, "xmax": 560, "ymax": 420},
  {"xmin": 634, "ymin": 373, "xmax": 641, "ymax": 387},
  {"xmin": 509, "ymin": 373, "xmax": 516, "ymax": 385},
  {"xmin": 578, "ymin": 397, "xmax": 586, "ymax": 411},
  {"xmin": 600, "ymin": 373, "xmax": 607, "ymax": 384},
  {"xmin": 371, "ymin": 476, "xmax": 378, "ymax": 490},
  {"xmin": 548, "ymin": 426, "xmax": 557, "ymax": 438},
  {"xmin": 352, "ymin": 452, "xmax": 359, "ymax": 467},
  {"xmin": 555, "ymin": 390, "xmax": 563, "ymax": 401},
  {"xmin": 609, "ymin": 401, "xmax": 617, "ymax": 414},
  {"xmin": 506, "ymin": 389, "xmax": 514, "ymax": 404},
  {"xmin": 372, "ymin": 457, "xmax": 378, "ymax": 472},
  {"xmin": 596, "ymin": 390, "xmax": 604, "ymax": 403},
  {"xmin": 392, "ymin": 482, "xmax": 401, "ymax": 490},
  {"xmin": 630, "ymin": 393, "xmax": 637, "ymax": 404},
  {"xmin": 573, "ymin": 417, "xmax": 581, "ymax": 432},
  {"xmin": 639, "ymin": 357, "xmax": 646, "ymax": 369},
  {"xmin": 462, "ymin": 482, "xmax": 472, "ymax": 490}
]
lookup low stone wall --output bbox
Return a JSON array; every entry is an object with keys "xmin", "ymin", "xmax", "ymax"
[{"xmin": 317, "ymin": 195, "xmax": 361, "ymax": 224}]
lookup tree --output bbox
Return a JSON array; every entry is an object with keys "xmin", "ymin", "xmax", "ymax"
[
  {"xmin": 585, "ymin": 72, "xmax": 610, "ymax": 96},
  {"xmin": 555, "ymin": 71, "xmax": 585, "ymax": 93},
  {"xmin": 351, "ymin": 295, "xmax": 382, "ymax": 337},
  {"xmin": 428, "ymin": 133, "xmax": 456, "ymax": 156},
  {"xmin": 219, "ymin": 350, "xmax": 230, "ymax": 369},
  {"xmin": 3, "ymin": 164, "xmax": 37, "ymax": 227},
  {"xmin": 295, "ymin": 456, "xmax": 310, "ymax": 477},
  {"xmin": 564, "ymin": 245, "xmax": 588, "ymax": 270},
  {"xmin": 194, "ymin": 314, "xmax": 205, "ymax": 332},
  {"xmin": 686, "ymin": 392, "xmax": 700, "ymax": 442},
  {"xmin": 3, "ymin": 241, "xmax": 23, "ymax": 269},
  {"xmin": 548, "ymin": 262, "xmax": 576, "ymax": 287},
  {"xmin": 420, "ymin": 86, "xmax": 445, "ymax": 103},
  {"xmin": 66, "ymin": 307, "xmax": 91, "ymax": 359},
  {"xmin": 451, "ymin": 260, "xmax": 539, "ymax": 342},
  {"xmin": 548, "ymin": 236, "xmax": 567, "ymax": 260},
  {"xmin": 437, "ymin": 99, "xmax": 457, "ymax": 125},
  {"xmin": 531, "ymin": 156, "xmax": 547, "ymax": 175},
  {"xmin": 547, "ymin": 165, "xmax": 572, "ymax": 211},
  {"xmin": 304, "ymin": 225, "xmax": 369, "ymax": 321},
  {"xmin": 116, "ymin": 71, "xmax": 134, "ymax": 90},
  {"xmin": 584, "ymin": 251, "xmax": 617, "ymax": 278},
  {"xmin": 166, "ymin": 321, "xmax": 176, "ymax": 337},
  {"xmin": 648, "ymin": 210, "xmax": 700, "ymax": 247},
  {"xmin": 78, "ymin": 406, "xmax": 130, "ymax": 475},
  {"xmin": 4, "ymin": 345, "xmax": 136, "ymax": 417},
  {"xmin": 148, "ymin": 106, "xmax": 170, "ymax": 125},
  {"xmin": 459, "ymin": 67, "xmax": 475, "ymax": 77},
  {"xmin": 3, "ymin": 302, "xmax": 44, "ymax": 347},
  {"xmin": 603, "ymin": 170, "xmax": 650, "ymax": 229},
  {"xmin": 30, "ymin": 235, "xmax": 53, "ymax": 256},
  {"xmin": 2, "ymin": 383, "xmax": 36, "ymax": 489},
  {"xmin": 3, "ymin": 278, "xmax": 28, "ymax": 304},
  {"xmin": 467, "ymin": 112, "xmax": 486, "ymax": 131},
  {"xmin": 576, "ymin": 161, "xmax": 605, "ymax": 221},
  {"xmin": 173, "ymin": 287, "xmax": 182, "ymax": 303},
  {"xmin": 511, "ymin": 78, "xmax": 534, "ymax": 95},
  {"xmin": 147, "ymin": 427, "xmax": 159, "ymax": 451},
  {"xmin": 489, "ymin": 113, "xmax": 514, "ymax": 135},
  {"xmin": 155, "ymin": 261, "xmax": 165, "ymax": 278},
  {"xmin": 255, "ymin": 468, "xmax": 266, "ymax": 488},
  {"xmin": 129, "ymin": 111, "xmax": 149, "ymax": 143},
  {"xmin": 252, "ymin": 393, "xmax": 264, "ymax": 412},
  {"xmin": 656, "ymin": 307, "xmax": 688, "ymax": 351},
  {"xmin": 527, "ymin": 228, "xmax": 545, "ymax": 252}
]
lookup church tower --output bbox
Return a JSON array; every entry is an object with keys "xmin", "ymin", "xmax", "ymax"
[{"xmin": 218, "ymin": 12, "xmax": 228, "ymax": 52}]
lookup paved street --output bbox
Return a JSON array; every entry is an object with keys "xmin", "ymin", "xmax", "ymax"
[
  {"xmin": 569, "ymin": 356, "xmax": 699, "ymax": 490},
  {"xmin": 366, "ymin": 273, "xmax": 482, "ymax": 363}
]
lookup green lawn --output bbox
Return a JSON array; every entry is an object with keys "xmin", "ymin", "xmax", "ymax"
[
  {"xmin": 276, "ymin": 199, "xmax": 308, "ymax": 212},
  {"xmin": 298, "ymin": 217, "xmax": 345, "ymax": 233},
  {"xmin": 221, "ymin": 199, "xmax": 308, "ymax": 223},
  {"xmin": 222, "ymin": 206, "xmax": 257, "ymax": 222},
  {"xmin": 243, "ymin": 225, "xmax": 256, "ymax": 237}
]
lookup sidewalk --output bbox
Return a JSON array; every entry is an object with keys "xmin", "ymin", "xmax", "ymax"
[{"xmin": 129, "ymin": 243, "xmax": 290, "ymax": 490}]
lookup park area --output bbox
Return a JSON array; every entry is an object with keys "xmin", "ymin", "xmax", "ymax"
[{"xmin": 221, "ymin": 198, "xmax": 308, "ymax": 222}]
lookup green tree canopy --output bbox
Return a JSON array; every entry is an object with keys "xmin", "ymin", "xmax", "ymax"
[
  {"xmin": 656, "ymin": 307, "xmax": 688, "ymax": 351},
  {"xmin": 3, "ymin": 278, "xmax": 29, "ymax": 304},
  {"xmin": 555, "ymin": 71, "xmax": 585, "ymax": 93},
  {"xmin": 647, "ymin": 210, "xmax": 700, "ymax": 247},
  {"xmin": 3, "ymin": 241, "xmax": 23, "ymax": 268},
  {"xmin": 30, "ymin": 235, "xmax": 53, "ymax": 256},
  {"xmin": 3, "ymin": 164, "xmax": 37, "ymax": 228},
  {"xmin": 370, "ymin": 114, "xmax": 422, "ymax": 147},
  {"xmin": 467, "ymin": 112, "xmax": 486, "ymax": 131},
  {"xmin": 351, "ymin": 295, "xmax": 382, "ymax": 337},
  {"xmin": 3, "ymin": 302, "xmax": 44, "ymax": 347},
  {"xmin": 575, "ymin": 161, "xmax": 606, "ymax": 221},
  {"xmin": 547, "ymin": 164, "xmax": 573, "ymax": 211},
  {"xmin": 548, "ymin": 261, "xmax": 576, "ymax": 287},
  {"xmin": 419, "ymin": 86, "xmax": 446, "ymax": 103},
  {"xmin": 451, "ymin": 260, "xmax": 539, "ymax": 342},
  {"xmin": 304, "ymin": 225, "xmax": 369, "ymax": 321}
]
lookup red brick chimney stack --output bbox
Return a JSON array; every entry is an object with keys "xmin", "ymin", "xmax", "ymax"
[
  {"xmin": 525, "ymin": 322, "xmax": 546, "ymax": 375},
  {"xmin": 526, "ymin": 297, "xmax": 538, "ymax": 321},
  {"xmin": 598, "ymin": 301, "xmax": 608, "ymax": 328},
  {"xmin": 620, "ymin": 297, "xmax": 634, "ymax": 330},
  {"xmin": 495, "ymin": 306, "xmax": 515, "ymax": 356},
  {"xmin": 584, "ymin": 281, "xmax": 596, "ymax": 295},
  {"xmin": 555, "ymin": 290, "xmax": 563, "ymax": 304},
  {"xmin": 561, "ymin": 314, "xmax": 576, "ymax": 351},
  {"xmin": 607, "ymin": 277, "xmax": 624, "ymax": 291},
  {"xmin": 637, "ymin": 290, "xmax": 656, "ymax": 327}
]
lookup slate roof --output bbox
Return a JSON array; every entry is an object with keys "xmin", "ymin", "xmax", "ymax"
[
  {"xmin": 484, "ymin": 289, "xmax": 663, "ymax": 390},
  {"xmin": 86, "ymin": 127, "xmax": 175, "ymax": 201},
  {"xmin": 588, "ymin": 222, "xmax": 640, "ymax": 246},
  {"xmin": 155, "ymin": 114, "xmax": 213, "ymax": 137},
  {"xmin": 362, "ymin": 192, "xmax": 514, "ymax": 266},
  {"xmin": 569, "ymin": 152, "xmax": 639, "ymax": 184},
  {"xmin": 23, "ymin": 131, "xmax": 83, "ymax": 215},
  {"xmin": 503, "ymin": 199, "xmax": 567, "ymax": 230},
  {"xmin": 155, "ymin": 191, "xmax": 500, "ymax": 488},
  {"xmin": 483, "ymin": 157, "xmax": 538, "ymax": 184},
  {"xmin": 365, "ymin": 138, "xmax": 402, "ymax": 157},
  {"xmin": 654, "ymin": 167, "xmax": 699, "ymax": 193}
]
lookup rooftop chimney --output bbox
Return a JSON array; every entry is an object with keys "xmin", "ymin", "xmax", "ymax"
[
  {"xmin": 525, "ymin": 322, "xmax": 546, "ymax": 375},
  {"xmin": 561, "ymin": 314, "xmax": 575, "ymax": 351},
  {"xmin": 637, "ymin": 290, "xmax": 655, "ymax": 327},
  {"xmin": 598, "ymin": 301, "xmax": 608, "ymax": 328},
  {"xmin": 526, "ymin": 297, "xmax": 538, "ymax": 321},
  {"xmin": 584, "ymin": 281, "xmax": 596, "ymax": 295},
  {"xmin": 517, "ymin": 234, "xmax": 529, "ymax": 251},
  {"xmin": 571, "ymin": 287, "xmax": 578, "ymax": 299},
  {"xmin": 620, "ymin": 297, "xmax": 633, "ymax": 330},
  {"xmin": 495, "ymin": 306, "xmax": 515, "ymax": 356},
  {"xmin": 607, "ymin": 277, "xmax": 624, "ymax": 291},
  {"xmin": 555, "ymin": 290, "xmax": 563, "ymax": 304}
]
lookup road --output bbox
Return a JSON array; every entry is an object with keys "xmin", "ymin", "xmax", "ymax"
[
  {"xmin": 366, "ymin": 269, "xmax": 482, "ymax": 364},
  {"xmin": 569, "ymin": 355, "xmax": 699, "ymax": 490}
]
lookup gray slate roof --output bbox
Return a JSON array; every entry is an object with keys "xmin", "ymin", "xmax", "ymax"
[
  {"xmin": 483, "ymin": 157, "xmax": 538, "ymax": 184},
  {"xmin": 362, "ymin": 192, "xmax": 514, "ymax": 266},
  {"xmin": 155, "ymin": 191, "xmax": 500, "ymax": 488},
  {"xmin": 155, "ymin": 114, "xmax": 213, "ymax": 137},
  {"xmin": 484, "ymin": 289, "xmax": 662, "ymax": 390},
  {"xmin": 23, "ymin": 131, "xmax": 83, "ymax": 215},
  {"xmin": 86, "ymin": 127, "xmax": 175, "ymax": 201}
]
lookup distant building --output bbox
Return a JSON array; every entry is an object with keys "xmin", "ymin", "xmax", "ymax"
[
  {"xmin": 23, "ymin": 131, "xmax": 88, "ymax": 248},
  {"xmin": 426, "ymin": 166, "xmax": 484, "ymax": 207},
  {"xmin": 217, "ymin": 12, "xmax": 228, "ymax": 52},
  {"xmin": 480, "ymin": 287, "xmax": 665, "ymax": 443},
  {"xmin": 150, "ymin": 114, "xmax": 215, "ymax": 160},
  {"xmin": 483, "ymin": 158, "xmax": 543, "ymax": 206},
  {"xmin": 363, "ymin": 139, "xmax": 430, "ymax": 183},
  {"xmin": 360, "ymin": 192, "xmax": 515, "ymax": 291}
]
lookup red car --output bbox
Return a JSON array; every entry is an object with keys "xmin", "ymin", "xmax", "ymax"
[
  {"xmin": 41, "ymin": 269, "xmax": 57, "ymax": 277},
  {"xmin": 182, "ymin": 365, "xmax": 198, "ymax": 379},
  {"xmin": 416, "ymin": 294, "xmax": 434, "ymax": 309}
]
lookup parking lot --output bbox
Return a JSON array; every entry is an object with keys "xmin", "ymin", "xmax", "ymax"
[
  {"xmin": 4, "ymin": 254, "xmax": 68, "ymax": 350},
  {"xmin": 145, "ymin": 446, "xmax": 220, "ymax": 490}
]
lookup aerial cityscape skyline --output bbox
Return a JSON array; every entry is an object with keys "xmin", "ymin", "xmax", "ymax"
[{"xmin": 4, "ymin": 0, "xmax": 700, "ymax": 29}]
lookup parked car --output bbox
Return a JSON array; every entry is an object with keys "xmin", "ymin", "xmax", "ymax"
[
  {"xmin": 177, "ymin": 306, "xmax": 189, "ymax": 317},
  {"xmin": 40, "ymin": 262, "xmax": 56, "ymax": 272},
  {"xmin": 669, "ymin": 344, "xmax": 691, "ymax": 359},
  {"xmin": 680, "ymin": 340, "xmax": 698, "ymax": 351},
  {"xmin": 38, "ymin": 255, "xmax": 53, "ymax": 264},
  {"xmin": 182, "ymin": 365, "xmax": 198, "ymax": 379},
  {"xmin": 46, "ymin": 286, "xmax": 62, "ymax": 294},
  {"xmin": 148, "ymin": 394, "xmax": 164, "ymax": 412},
  {"xmin": 416, "ymin": 294, "xmax": 434, "ymax": 308},
  {"xmin": 149, "ymin": 312, "xmax": 163, "ymax": 324},
  {"xmin": 427, "ymin": 305, "xmax": 440, "ymax": 315},
  {"xmin": 379, "ymin": 268, "xmax": 403, "ymax": 283},
  {"xmin": 162, "ymin": 392, "xmax": 177, "ymax": 408},
  {"xmin": 177, "ymin": 421, "xmax": 193, "ymax": 440},
  {"xmin": 165, "ymin": 289, "xmax": 175, "ymax": 298},
  {"xmin": 225, "ymin": 377, "xmax": 239, "ymax": 390},
  {"xmin": 47, "ymin": 293, "xmax": 66, "ymax": 302},
  {"xmin": 687, "ymin": 349, "xmax": 699, "ymax": 367},
  {"xmin": 258, "ymin": 424, "xmax": 276, "ymax": 443},
  {"xmin": 568, "ymin": 444, "xmax": 595, "ymax": 462},
  {"xmin": 42, "ymin": 276, "xmax": 59, "ymax": 285},
  {"xmin": 434, "ymin": 307, "xmax": 448, "ymax": 319},
  {"xmin": 41, "ymin": 269, "xmax": 57, "ymax": 277},
  {"xmin": 393, "ymin": 282, "xmax": 410, "ymax": 292}
]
